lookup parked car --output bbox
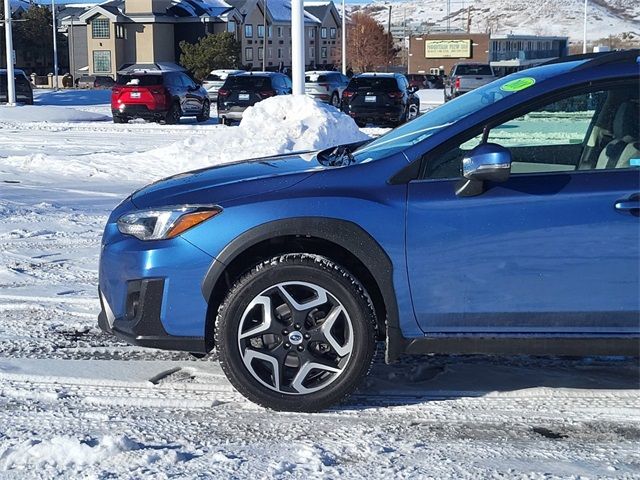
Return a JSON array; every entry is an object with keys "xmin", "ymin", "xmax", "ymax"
[
  {"xmin": 0, "ymin": 69, "xmax": 33, "ymax": 104},
  {"xmin": 424, "ymin": 73, "xmax": 444, "ymax": 89},
  {"xmin": 111, "ymin": 64, "xmax": 210, "ymax": 124},
  {"xmin": 202, "ymin": 69, "xmax": 244, "ymax": 101},
  {"xmin": 77, "ymin": 75, "xmax": 115, "ymax": 89},
  {"xmin": 217, "ymin": 72, "xmax": 292, "ymax": 125},
  {"xmin": 305, "ymin": 70, "xmax": 349, "ymax": 107},
  {"xmin": 99, "ymin": 50, "xmax": 640, "ymax": 412},
  {"xmin": 406, "ymin": 74, "xmax": 426, "ymax": 90},
  {"xmin": 444, "ymin": 63, "xmax": 496, "ymax": 101},
  {"xmin": 341, "ymin": 73, "xmax": 420, "ymax": 127}
]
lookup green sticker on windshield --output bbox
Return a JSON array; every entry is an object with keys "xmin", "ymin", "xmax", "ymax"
[{"xmin": 500, "ymin": 77, "xmax": 536, "ymax": 92}]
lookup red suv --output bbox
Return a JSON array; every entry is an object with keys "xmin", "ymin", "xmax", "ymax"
[{"xmin": 111, "ymin": 65, "xmax": 210, "ymax": 124}]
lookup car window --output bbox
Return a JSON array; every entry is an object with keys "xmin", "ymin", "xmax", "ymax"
[
  {"xmin": 283, "ymin": 76, "xmax": 292, "ymax": 89},
  {"xmin": 306, "ymin": 73, "xmax": 328, "ymax": 83},
  {"xmin": 181, "ymin": 74, "xmax": 196, "ymax": 88},
  {"xmin": 224, "ymin": 76, "xmax": 270, "ymax": 89},
  {"xmin": 421, "ymin": 82, "xmax": 640, "ymax": 180},
  {"xmin": 349, "ymin": 77, "xmax": 398, "ymax": 91},
  {"xmin": 454, "ymin": 64, "xmax": 493, "ymax": 76},
  {"xmin": 116, "ymin": 74, "xmax": 163, "ymax": 86}
]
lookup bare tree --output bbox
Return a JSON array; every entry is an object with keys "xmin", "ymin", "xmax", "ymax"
[{"xmin": 341, "ymin": 12, "xmax": 398, "ymax": 73}]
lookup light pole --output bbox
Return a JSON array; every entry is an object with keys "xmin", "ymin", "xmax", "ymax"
[
  {"xmin": 582, "ymin": 0, "xmax": 588, "ymax": 54},
  {"xmin": 262, "ymin": 0, "xmax": 267, "ymax": 72},
  {"xmin": 3, "ymin": 0, "xmax": 16, "ymax": 105},
  {"xmin": 341, "ymin": 0, "xmax": 346, "ymax": 75},
  {"xmin": 291, "ymin": 0, "xmax": 305, "ymax": 94},
  {"xmin": 52, "ymin": 0, "xmax": 59, "ymax": 90}
]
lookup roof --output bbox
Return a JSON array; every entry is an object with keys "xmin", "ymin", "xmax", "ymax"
[
  {"xmin": 357, "ymin": 73, "xmax": 397, "ymax": 77},
  {"xmin": 234, "ymin": 71, "xmax": 283, "ymax": 77},
  {"xmin": 79, "ymin": 0, "xmax": 234, "ymax": 23},
  {"xmin": 268, "ymin": 0, "xmax": 321, "ymax": 24}
]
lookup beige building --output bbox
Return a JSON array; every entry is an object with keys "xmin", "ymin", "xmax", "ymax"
[{"xmin": 71, "ymin": 0, "xmax": 242, "ymax": 77}]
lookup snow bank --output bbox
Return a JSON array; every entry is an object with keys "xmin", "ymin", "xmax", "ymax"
[
  {"xmin": 1, "ymin": 96, "xmax": 369, "ymax": 183},
  {"xmin": 148, "ymin": 95, "xmax": 370, "ymax": 171},
  {"xmin": 0, "ymin": 436, "xmax": 140, "ymax": 470},
  {"xmin": 0, "ymin": 105, "xmax": 109, "ymax": 123}
]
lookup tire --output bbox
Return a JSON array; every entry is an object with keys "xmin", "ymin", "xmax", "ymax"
[
  {"xmin": 215, "ymin": 253, "xmax": 377, "ymax": 412},
  {"xmin": 113, "ymin": 115, "xmax": 128, "ymax": 124},
  {"xmin": 164, "ymin": 102, "xmax": 181, "ymax": 125},
  {"xmin": 355, "ymin": 120, "xmax": 367, "ymax": 128},
  {"xmin": 196, "ymin": 100, "xmax": 210, "ymax": 123},
  {"xmin": 330, "ymin": 92, "xmax": 340, "ymax": 108}
]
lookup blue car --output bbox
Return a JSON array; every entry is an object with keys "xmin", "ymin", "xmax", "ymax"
[{"xmin": 99, "ymin": 51, "xmax": 640, "ymax": 411}]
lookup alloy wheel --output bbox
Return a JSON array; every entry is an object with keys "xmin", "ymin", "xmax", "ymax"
[{"xmin": 237, "ymin": 281, "xmax": 353, "ymax": 395}]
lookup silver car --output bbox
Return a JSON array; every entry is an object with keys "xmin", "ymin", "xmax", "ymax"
[
  {"xmin": 203, "ymin": 69, "xmax": 244, "ymax": 101},
  {"xmin": 305, "ymin": 71, "xmax": 350, "ymax": 107}
]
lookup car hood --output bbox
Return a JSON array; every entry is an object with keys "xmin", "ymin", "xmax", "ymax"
[{"xmin": 130, "ymin": 152, "xmax": 323, "ymax": 209}]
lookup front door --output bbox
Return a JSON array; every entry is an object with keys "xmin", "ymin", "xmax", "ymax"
[{"xmin": 406, "ymin": 81, "xmax": 640, "ymax": 334}]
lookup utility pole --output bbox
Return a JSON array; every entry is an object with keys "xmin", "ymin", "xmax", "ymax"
[
  {"xmin": 4, "ymin": 0, "xmax": 16, "ymax": 105},
  {"xmin": 341, "ymin": 0, "xmax": 346, "ymax": 75},
  {"xmin": 262, "ymin": 0, "xmax": 267, "ymax": 71},
  {"xmin": 70, "ymin": 16, "xmax": 76, "ymax": 87},
  {"xmin": 52, "ymin": 0, "xmax": 59, "ymax": 90},
  {"xmin": 291, "ymin": 0, "xmax": 305, "ymax": 94},
  {"xmin": 582, "ymin": 0, "xmax": 587, "ymax": 54},
  {"xmin": 446, "ymin": 0, "xmax": 450, "ymax": 32}
]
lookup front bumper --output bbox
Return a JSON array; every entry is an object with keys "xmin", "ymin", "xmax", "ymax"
[
  {"xmin": 98, "ymin": 218, "xmax": 218, "ymax": 353},
  {"xmin": 217, "ymin": 106, "xmax": 247, "ymax": 121}
]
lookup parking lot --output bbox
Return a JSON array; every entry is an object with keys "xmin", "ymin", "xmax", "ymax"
[{"xmin": 0, "ymin": 89, "xmax": 638, "ymax": 478}]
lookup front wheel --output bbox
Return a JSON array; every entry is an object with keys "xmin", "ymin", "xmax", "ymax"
[{"xmin": 215, "ymin": 254, "xmax": 377, "ymax": 412}]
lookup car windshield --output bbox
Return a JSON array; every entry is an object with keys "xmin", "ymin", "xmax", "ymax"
[
  {"xmin": 351, "ymin": 61, "xmax": 583, "ymax": 163},
  {"xmin": 455, "ymin": 64, "xmax": 493, "ymax": 75}
]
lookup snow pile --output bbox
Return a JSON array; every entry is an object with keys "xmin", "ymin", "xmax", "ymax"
[
  {"xmin": 148, "ymin": 95, "xmax": 370, "ymax": 171},
  {"xmin": 0, "ymin": 105, "xmax": 109, "ymax": 123},
  {"xmin": 0, "ymin": 436, "xmax": 140, "ymax": 470}
]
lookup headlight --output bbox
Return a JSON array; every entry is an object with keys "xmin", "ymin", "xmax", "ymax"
[{"xmin": 117, "ymin": 205, "xmax": 221, "ymax": 241}]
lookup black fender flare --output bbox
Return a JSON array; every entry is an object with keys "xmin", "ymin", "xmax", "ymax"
[{"xmin": 200, "ymin": 217, "xmax": 406, "ymax": 362}]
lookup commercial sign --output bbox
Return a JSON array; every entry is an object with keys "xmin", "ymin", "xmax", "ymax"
[{"xmin": 425, "ymin": 39, "xmax": 471, "ymax": 58}]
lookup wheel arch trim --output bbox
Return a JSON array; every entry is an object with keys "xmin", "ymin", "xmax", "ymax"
[{"xmin": 199, "ymin": 217, "xmax": 406, "ymax": 361}]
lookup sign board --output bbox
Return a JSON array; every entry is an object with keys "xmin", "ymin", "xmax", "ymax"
[{"xmin": 424, "ymin": 40, "xmax": 471, "ymax": 58}]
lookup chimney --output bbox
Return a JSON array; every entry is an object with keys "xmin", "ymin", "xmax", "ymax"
[{"xmin": 125, "ymin": 0, "xmax": 173, "ymax": 15}]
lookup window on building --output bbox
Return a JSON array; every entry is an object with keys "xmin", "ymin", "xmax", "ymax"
[
  {"xmin": 330, "ymin": 27, "xmax": 336, "ymax": 39},
  {"xmin": 277, "ymin": 48, "xmax": 282, "ymax": 59},
  {"xmin": 308, "ymin": 28, "xmax": 314, "ymax": 39},
  {"xmin": 258, "ymin": 25, "xmax": 265, "ymax": 38},
  {"xmin": 245, "ymin": 24, "xmax": 253, "ymax": 38},
  {"xmin": 321, "ymin": 47, "xmax": 327, "ymax": 58},
  {"xmin": 227, "ymin": 21, "xmax": 236, "ymax": 34},
  {"xmin": 258, "ymin": 47, "xmax": 264, "ymax": 60},
  {"xmin": 115, "ymin": 24, "xmax": 125, "ymax": 39},
  {"xmin": 277, "ymin": 26, "xmax": 283, "ymax": 37},
  {"xmin": 321, "ymin": 27, "xmax": 327, "ymax": 39},
  {"xmin": 309, "ymin": 47, "xmax": 314, "ymax": 57},
  {"xmin": 268, "ymin": 48, "xmax": 273, "ymax": 58},
  {"xmin": 330, "ymin": 47, "xmax": 335, "ymax": 57},
  {"xmin": 268, "ymin": 26, "xmax": 272, "ymax": 38},
  {"xmin": 245, "ymin": 47, "xmax": 253, "ymax": 61},
  {"xmin": 91, "ymin": 18, "xmax": 110, "ymax": 39},
  {"xmin": 93, "ymin": 50, "xmax": 111, "ymax": 73}
]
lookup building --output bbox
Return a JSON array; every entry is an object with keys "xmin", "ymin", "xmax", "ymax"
[
  {"xmin": 62, "ymin": 0, "xmax": 243, "ymax": 79},
  {"xmin": 61, "ymin": 0, "xmax": 343, "ymax": 79},
  {"xmin": 407, "ymin": 32, "xmax": 568, "ymax": 76}
]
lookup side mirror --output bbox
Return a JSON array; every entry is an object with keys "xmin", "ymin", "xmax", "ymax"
[{"xmin": 455, "ymin": 143, "xmax": 511, "ymax": 197}]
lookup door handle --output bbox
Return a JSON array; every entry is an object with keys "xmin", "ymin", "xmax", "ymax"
[{"xmin": 614, "ymin": 194, "xmax": 640, "ymax": 215}]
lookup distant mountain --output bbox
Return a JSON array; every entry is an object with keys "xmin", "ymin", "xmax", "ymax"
[{"xmin": 350, "ymin": 0, "xmax": 640, "ymax": 43}]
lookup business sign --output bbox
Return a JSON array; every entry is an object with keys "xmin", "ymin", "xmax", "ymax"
[{"xmin": 425, "ymin": 40, "xmax": 471, "ymax": 58}]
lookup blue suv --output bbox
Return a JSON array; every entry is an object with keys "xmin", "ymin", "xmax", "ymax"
[{"xmin": 99, "ymin": 51, "xmax": 640, "ymax": 411}]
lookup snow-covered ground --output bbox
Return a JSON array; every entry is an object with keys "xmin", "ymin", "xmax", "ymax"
[{"xmin": 0, "ymin": 89, "xmax": 638, "ymax": 479}]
